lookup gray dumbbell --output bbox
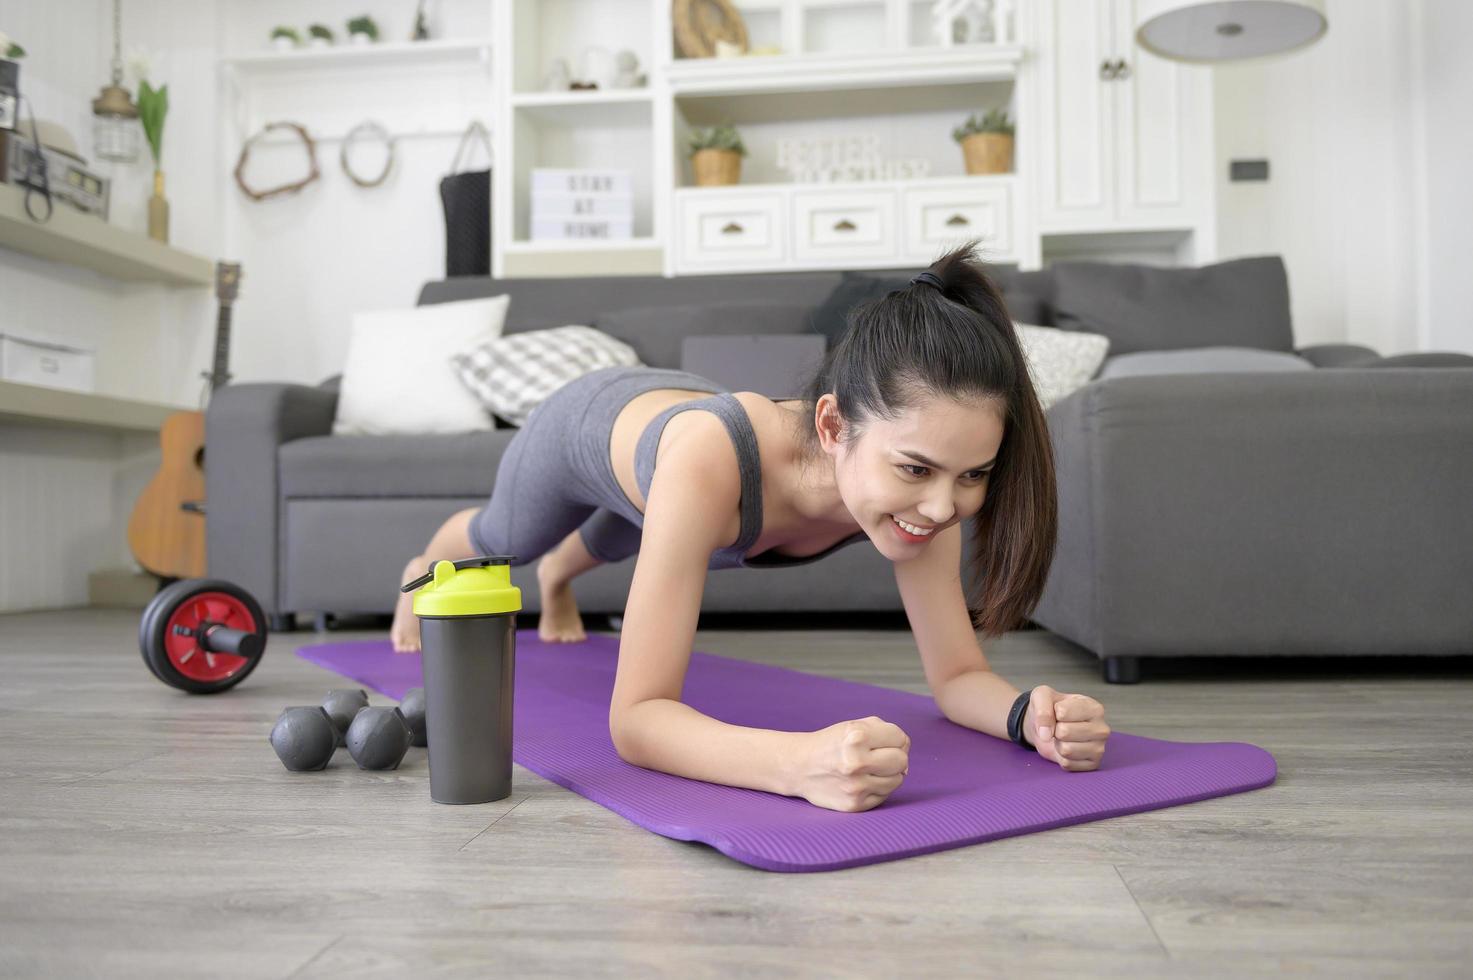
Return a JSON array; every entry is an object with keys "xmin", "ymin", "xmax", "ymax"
[
  {"xmin": 345, "ymin": 706, "xmax": 413, "ymax": 770},
  {"xmin": 270, "ymin": 706, "xmax": 339, "ymax": 771},
  {"xmin": 399, "ymin": 687, "xmax": 427, "ymax": 747},
  {"xmin": 321, "ymin": 689, "xmax": 369, "ymax": 738}
]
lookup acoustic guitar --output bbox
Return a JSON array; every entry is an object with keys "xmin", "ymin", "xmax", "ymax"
[{"xmin": 127, "ymin": 261, "xmax": 241, "ymax": 581}]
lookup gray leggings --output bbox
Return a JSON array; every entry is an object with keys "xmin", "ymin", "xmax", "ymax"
[{"xmin": 467, "ymin": 366, "xmax": 728, "ymax": 567}]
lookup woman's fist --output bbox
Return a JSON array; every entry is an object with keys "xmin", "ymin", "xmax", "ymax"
[
  {"xmin": 1027, "ymin": 685, "xmax": 1109, "ymax": 772},
  {"xmin": 794, "ymin": 716, "xmax": 910, "ymax": 812}
]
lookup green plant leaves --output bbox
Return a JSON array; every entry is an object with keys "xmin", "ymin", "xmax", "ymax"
[
  {"xmin": 138, "ymin": 80, "xmax": 169, "ymax": 166},
  {"xmin": 686, "ymin": 124, "xmax": 747, "ymax": 157}
]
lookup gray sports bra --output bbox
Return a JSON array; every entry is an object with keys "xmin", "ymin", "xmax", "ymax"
[{"xmin": 633, "ymin": 393, "xmax": 868, "ymax": 570}]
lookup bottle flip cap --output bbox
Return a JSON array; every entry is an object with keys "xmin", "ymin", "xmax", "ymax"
[{"xmin": 401, "ymin": 555, "xmax": 523, "ymax": 618}]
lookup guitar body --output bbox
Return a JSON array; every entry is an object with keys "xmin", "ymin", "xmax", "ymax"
[
  {"xmin": 128, "ymin": 261, "xmax": 241, "ymax": 582},
  {"xmin": 128, "ymin": 411, "xmax": 207, "ymax": 579}
]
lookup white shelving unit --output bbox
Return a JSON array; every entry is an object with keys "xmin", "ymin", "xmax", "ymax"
[
  {"xmin": 494, "ymin": 0, "xmax": 664, "ymax": 277},
  {"xmin": 492, "ymin": 0, "xmax": 1051, "ymax": 277},
  {"xmin": 214, "ymin": 0, "xmax": 1213, "ymax": 277},
  {"xmin": 218, "ymin": 0, "xmax": 1213, "ymax": 278}
]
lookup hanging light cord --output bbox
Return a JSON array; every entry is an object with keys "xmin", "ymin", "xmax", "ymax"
[{"xmin": 110, "ymin": 0, "xmax": 124, "ymax": 87}]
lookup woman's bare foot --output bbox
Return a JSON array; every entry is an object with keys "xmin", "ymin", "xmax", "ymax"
[
  {"xmin": 536, "ymin": 560, "xmax": 587, "ymax": 643},
  {"xmin": 390, "ymin": 555, "xmax": 425, "ymax": 653}
]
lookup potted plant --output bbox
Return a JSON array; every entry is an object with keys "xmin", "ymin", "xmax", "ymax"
[
  {"xmin": 952, "ymin": 108, "xmax": 1014, "ymax": 175},
  {"xmin": 269, "ymin": 26, "xmax": 300, "ymax": 51},
  {"xmin": 307, "ymin": 24, "xmax": 335, "ymax": 49},
  {"xmin": 138, "ymin": 78, "xmax": 169, "ymax": 242},
  {"xmin": 1, "ymin": 30, "xmax": 25, "ymax": 59},
  {"xmin": 347, "ymin": 16, "xmax": 379, "ymax": 45},
  {"xmin": 686, "ymin": 124, "xmax": 747, "ymax": 187}
]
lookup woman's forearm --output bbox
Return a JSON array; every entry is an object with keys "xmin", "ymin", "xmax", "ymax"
[
  {"xmin": 611, "ymin": 698, "xmax": 807, "ymax": 797},
  {"xmin": 934, "ymin": 668, "xmax": 1026, "ymax": 741}
]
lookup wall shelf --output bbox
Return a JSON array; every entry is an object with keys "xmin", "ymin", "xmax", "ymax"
[
  {"xmin": 510, "ymin": 89, "xmax": 654, "ymax": 109},
  {"xmin": 0, "ymin": 379, "xmax": 181, "ymax": 433},
  {"xmin": 221, "ymin": 38, "xmax": 492, "ymax": 74},
  {"xmin": 666, "ymin": 45, "xmax": 1023, "ymax": 96},
  {"xmin": 0, "ymin": 184, "xmax": 213, "ymax": 287}
]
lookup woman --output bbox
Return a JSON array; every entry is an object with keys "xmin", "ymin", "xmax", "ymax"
[{"xmin": 390, "ymin": 241, "xmax": 1110, "ymax": 812}]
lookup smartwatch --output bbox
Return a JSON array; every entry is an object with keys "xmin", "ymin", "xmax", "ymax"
[{"xmin": 1007, "ymin": 689, "xmax": 1035, "ymax": 750}]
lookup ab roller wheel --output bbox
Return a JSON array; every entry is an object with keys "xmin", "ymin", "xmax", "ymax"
[{"xmin": 139, "ymin": 579, "xmax": 268, "ymax": 694}]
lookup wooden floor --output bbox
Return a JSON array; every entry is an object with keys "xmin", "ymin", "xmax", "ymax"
[{"xmin": 2, "ymin": 607, "xmax": 1471, "ymax": 978}]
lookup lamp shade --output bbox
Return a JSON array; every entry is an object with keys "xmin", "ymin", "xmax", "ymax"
[{"xmin": 1136, "ymin": 0, "xmax": 1328, "ymax": 63}]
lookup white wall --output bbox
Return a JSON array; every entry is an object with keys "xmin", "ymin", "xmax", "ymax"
[
  {"xmin": 1213, "ymin": 0, "xmax": 1468, "ymax": 356},
  {"xmin": 1416, "ymin": 0, "xmax": 1473, "ymax": 355},
  {"xmin": 218, "ymin": 0, "xmax": 492, "ymax": 388}
]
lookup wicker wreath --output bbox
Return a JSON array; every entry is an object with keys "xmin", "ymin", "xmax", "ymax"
[
  {"xmin": 339, "ymin": 120, "xmax": 396, "ymax": 189},
  {"xmin": 234, "ymin": 122, "xmax": 321, "ymax": 202},
  {"xmin": 673, "ymin": 0, "xmax": 749, "ymax": 58}
]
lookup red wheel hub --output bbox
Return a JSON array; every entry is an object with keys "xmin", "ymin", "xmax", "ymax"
[{"xmin": 162, "ymin": 592, "xmax": 257, "ymax": 682}]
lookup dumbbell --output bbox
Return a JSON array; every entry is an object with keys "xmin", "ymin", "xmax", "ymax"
[
  {"xmin": 323, "ymin": 688, "xmax": 427, "ymax": 745},
  {"xmin": 269, "ymin": 688, "xmax": 425, "ymax": 771}
]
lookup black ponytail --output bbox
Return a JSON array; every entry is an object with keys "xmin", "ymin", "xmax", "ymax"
[{"xmin": 795, "ymin": 240, "xmax": 1058, "ymax": 638}]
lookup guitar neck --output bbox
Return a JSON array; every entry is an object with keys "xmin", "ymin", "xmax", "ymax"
[{"xmin": 210, "ymin": 304, "xmax": 233, "ymax": 393}]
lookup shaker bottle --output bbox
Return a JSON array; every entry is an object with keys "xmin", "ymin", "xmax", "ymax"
[{"xmin": 400, "ymin": 555, "xmax": 522, "ymax": 804}]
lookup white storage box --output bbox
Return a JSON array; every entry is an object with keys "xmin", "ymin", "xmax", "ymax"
[
  {"xmin": 0, "ymin": 332, "xmax": 97, "ymax": 392},
  {"xmin": 531, "ymin": 168, "xmax": 632, "ymax": 196},
  {"xmin": 531, "ymin": 217, "xmax": 634, "ymax": 241}
]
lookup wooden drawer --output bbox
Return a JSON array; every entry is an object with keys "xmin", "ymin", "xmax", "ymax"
[
  {"xmin": 677, "ymin": 192, "xmax": 785, "ymax": 270},
  {"xmin": 791, "ymin": 189, "xmax": 898, "ymax": 263},
  {"xmin": 902, "ymin": 182, "xmax": 1013, "ymax": 261}
]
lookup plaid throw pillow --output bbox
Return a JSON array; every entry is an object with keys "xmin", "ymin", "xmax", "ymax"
[
  {"xmin": 1014, "ymin": 323, "xmax": 1111, "ymax": 410},
  {"xmin": 451, "ymin": 325, "xmax": 643, "ymax": 427}
]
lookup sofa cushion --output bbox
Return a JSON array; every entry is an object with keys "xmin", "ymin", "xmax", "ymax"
[
  {"xmin": 1099, "ymin": 346, "xmax": 1315, "ymax": 380},
  {"xmin": 1052, "ymin": 256, "xmax": 1294, "ymax": 355},
  {"xmin": 1015, "ymin": 323, "xmax": 1111, "ymax": 409},
  {"xmin": 679, "ymin": 334, "xmax": 827, "ymax": 398},
  {"xmin": 332, "ymin": 295, "xmax": 509, "ymax": 436},
  {"xmin": 452, "ymin": 324, "xmax": 642, "ymax": 427},
  {"xmin": 280, "ymin": 430, "xmax": 511, "ymax": 498},
  {"xmin": 595, "ymin": 301, "xmax": 817, "ymax": 370},
  {"xmin": 1360, "ymin": 351, "xmax": 1473, "ymax": 369},
  {"xmin": 420, "ymin": 272, "xmax": 842, "ymax": 334},
  {"xmin": 808, "ymin": 264, "xmax": 1042, "ymax": 345}
]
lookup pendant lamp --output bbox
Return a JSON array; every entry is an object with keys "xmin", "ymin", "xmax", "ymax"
[
  {"xmin": 92, "ymin": 0, "xmax": 139, "ymax": 163},
  {"xmin": 1136, "ymin": 0, "xmax": 1328, "ymax": 63}
]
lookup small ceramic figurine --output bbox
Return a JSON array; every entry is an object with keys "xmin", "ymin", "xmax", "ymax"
[{"xmin": 612, "ymin": 50, "xmax": 644, "ymax": 88}]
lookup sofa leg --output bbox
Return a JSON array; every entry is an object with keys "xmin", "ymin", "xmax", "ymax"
[
  {"xmin": 268, "ymin": 613, "xmax": 298, "ymax": 633},
  {"xmin": 607, "ymin": 614, "xmax": 623, "ymax": 631},
  {"xmin": 1103, "ymin": 656, "xmax": 1141, "ymax": 684},
  {"xmin": 314, "ymin": 612, "xmax": 336, "ymax": 633}
]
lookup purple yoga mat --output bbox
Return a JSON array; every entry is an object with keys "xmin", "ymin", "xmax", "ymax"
[{"xmin": 297, "ymin": 633, "xmax": 1277, "ymax": 873}]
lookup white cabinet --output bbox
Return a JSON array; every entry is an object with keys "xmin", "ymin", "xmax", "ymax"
[
  {"xmin": 675, "ymin": 177, "xmax": 1018, "ymax": 273},
  {"xmin": 676, "ymin": 190, "xmax": 786, "ymax": 270},
  {"xmin": 792, "ymin": 189, "xmax": 897, "ymax": 263},
  {"xmin": 1034, "ymin": 0, "xmax": 1213, "ymax": 235},
  {"xmin": 902, "ymin": 181, "xmax": 1014, "ymax": 260}
]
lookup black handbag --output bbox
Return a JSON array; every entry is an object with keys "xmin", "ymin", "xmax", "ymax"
[{"xmin": 439, "ymin": 120, "xmax": 493, "ymax": 277}]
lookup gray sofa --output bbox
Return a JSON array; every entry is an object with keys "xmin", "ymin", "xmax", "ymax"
[{"xmin": 205, "ymin": 256, "xmax": 1473, "ymax": 683}]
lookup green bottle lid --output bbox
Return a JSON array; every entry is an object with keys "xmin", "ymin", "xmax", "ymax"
[{"xmin": 401, "ymin": 556, "xmax": 522, "ymax": 618}]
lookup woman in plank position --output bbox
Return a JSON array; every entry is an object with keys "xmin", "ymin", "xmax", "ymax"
[{"xmin": 390, "ymin": 241, "xmax": 1110, "ymax": 812}]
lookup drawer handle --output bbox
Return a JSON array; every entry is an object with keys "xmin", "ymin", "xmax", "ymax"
[
  {"xmin": 721, "ymin": 221, "xmax": 744, "ymax": 235},
  {"xmin": 833, "ymin": 219, "xmax": 857, "ymax": 232},
  {"xmin": 40, "ymin": 357, "xmax": 60, "ymax": 374},
  {"xmin": 945, "ymin": 214, "xmax": 970, "ymax": 227}
]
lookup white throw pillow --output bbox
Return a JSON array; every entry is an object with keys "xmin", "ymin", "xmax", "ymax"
[
  {"xmin": 1014, "ymin": 323, "xmax": 1111, "ymax": 410},
  {"xmin": 332, "ymin": 295, "xmax": 510, "ymax": 436},
  {"xmin": 452, "ymin": 325, "xmax": 643, "ymax": 427}
]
